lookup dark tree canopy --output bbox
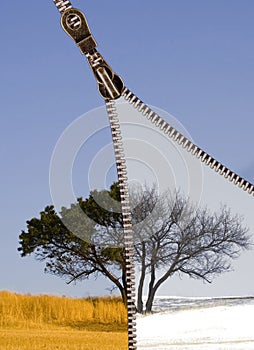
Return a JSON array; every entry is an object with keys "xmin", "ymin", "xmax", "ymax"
[
  {"xmin": 18, "ymin": 183, "xmax": 252, "ymax": 313},
  {"xmin": 19, "ymin": 183, "xmax": 127, "ymax": 304}
]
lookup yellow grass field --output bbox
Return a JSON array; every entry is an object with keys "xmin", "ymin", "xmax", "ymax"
[{"xmin": 0, "ymin": 291, "xmax": 128, "ymax": 350}]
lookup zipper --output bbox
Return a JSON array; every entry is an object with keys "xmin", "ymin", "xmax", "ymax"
[
  {"xmin": 54, "ymin": 2, "xmax": 254, "ymax": 199},
  {"xmin": 50, "ymin": 2, "xmax": 254, "ymax": 350},
  {"xmin": 52, "ymin": 2, "xmax": 137, "ymax": 349},
  {"xmin": 106, "ymin": 100, "xmax": 137, "ymax": 348}
]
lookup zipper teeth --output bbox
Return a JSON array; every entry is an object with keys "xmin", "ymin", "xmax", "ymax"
[
  {"xmin": 52, "ymin": 1, "xmax": 82, "ymax": 32},
  {"xmin": 106, "ymin": 100, "xmax": 137, "ymax": 350},
  {"xmin": 123, "ymin": 88, "xmax": 254, "ymax": 197},
  {"xmin": 52, "ymin": 2, "xmax": 136, "ymax": 347},
  {"xmin": 52, "ymin": 0, "xmax": 72, "ymax": 13}
]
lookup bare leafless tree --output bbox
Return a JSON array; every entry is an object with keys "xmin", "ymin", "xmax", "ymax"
[{"xmin": 130, "ymin": 186, "xmax": 252, "ymax": 313}]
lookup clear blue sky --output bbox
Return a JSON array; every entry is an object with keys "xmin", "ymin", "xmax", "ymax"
[{"xmin": 1, "ymin": 1, "xmax": 254, "ymax": 297}]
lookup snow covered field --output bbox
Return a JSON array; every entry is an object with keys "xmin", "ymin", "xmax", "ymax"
[{"xmin": 137, "ymin": 296, "xmax": 254, "ymax": 350}]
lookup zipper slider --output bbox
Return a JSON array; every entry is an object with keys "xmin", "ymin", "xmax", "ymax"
[{"xmin": 61, "ymin": 8, "xmax": 124, "ymax": 100}]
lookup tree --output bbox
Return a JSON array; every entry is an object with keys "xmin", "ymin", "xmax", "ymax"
[
  {"xmin": 130, "ymin": 188, "xmax": 252, "ymax": 312},
  {"xmin": 18, "ymin": 183, "xmax": 252, "ymax": 313},
  {"xmin": 18, "ymin": 183, "xmax": 128, "ymax": 305}
]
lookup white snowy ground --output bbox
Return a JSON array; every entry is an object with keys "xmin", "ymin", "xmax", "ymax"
[{"xmin": 136, "ymin": 297, "xmax": 254, "ymax": 350}]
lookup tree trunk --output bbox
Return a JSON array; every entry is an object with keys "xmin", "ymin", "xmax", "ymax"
[
  {"xmin": 145, "ymin": 286, "xmax": 157, "ymax": 313},
  {"xmin": 120, "ymin": 286, "xmax": 127, "ymax": 307},
  {"xmin": 145, "ymin": 265, "xmax": 177, "ymax": 313},
  {"xmin": 137, "ymin": 242, "xmax": 146, "ymax": 313},
  {"xmin": 145, "ymin": 263, "xmax": 155, "ymax": 313},
  {"xmin": 137, "ymin": 274, "xmax": 145, "ymax": 313},
  {"xmin": 121, "ymin": 255, "xmax": 128, "ymax": 307}
]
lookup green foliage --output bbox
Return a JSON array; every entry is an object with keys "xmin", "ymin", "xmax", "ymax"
[
  {"xmin": 78, "ymin": 182, "xmax": 122, "ymax": 228},
  {"xmin": 18, "ymin": 183, "xmax": 126, "ymax": 301}
]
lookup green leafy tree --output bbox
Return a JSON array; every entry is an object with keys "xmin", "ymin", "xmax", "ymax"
[{"xmin": 18, "ymin": 183, "xmax": 128, "ymax": 305}]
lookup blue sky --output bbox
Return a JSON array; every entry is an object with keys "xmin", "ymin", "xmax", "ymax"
[{"xmin": 1, "ymin": 1, "xmax": 254, "ymax": 297}]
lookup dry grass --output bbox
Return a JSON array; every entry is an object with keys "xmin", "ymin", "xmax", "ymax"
[
  {"xmin": 0, "ymin": 291, "xmax": 128, "ymax": 350},
  {"xmin": 0, "ymin": 328, "xmax": 127, "ymax": 350},
  {"xmin": 0, "ymin": 290, "xmax": 127, "ymax": 328}
]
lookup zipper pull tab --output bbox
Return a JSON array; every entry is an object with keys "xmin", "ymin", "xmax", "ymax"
[
  {"xmin": 61, "ymin": 8, "xmax": 97, "ymax": 54},
  {"xmin": 61, "ymin": 8, "xmax": 124, "ymax": 100}
]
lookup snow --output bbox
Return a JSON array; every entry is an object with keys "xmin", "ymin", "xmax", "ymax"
[{"xmin": 136, "ymin": 297, "xmax": 254, "ymax": 350}]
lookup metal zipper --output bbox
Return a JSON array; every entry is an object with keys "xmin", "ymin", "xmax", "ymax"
[
  {"xmin": 53, "ymin": 2, "xmax": 254, "ymax": 200},
  {"xmin": 52, "ymin": 2, "xmax": 137, "ymax": 349},
  {"xmin": 51, "ymin": 2, "xmax": 254, "ymax": 350},
  {"xmin": 106, "ymin": 100, "xmax": 137, "ymax": 349}
]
